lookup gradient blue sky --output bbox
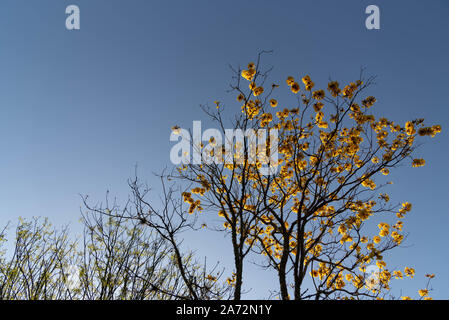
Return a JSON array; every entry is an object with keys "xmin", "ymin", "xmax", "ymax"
[{"xmin": 0, "ymin": 0, "xmax": 448, "ymax": 298}]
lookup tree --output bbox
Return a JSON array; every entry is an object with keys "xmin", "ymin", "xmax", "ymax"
[
  {"xmin": 0, "ymin": 55, "xmax": 440, "ymax": 300},
  {"xmin": 80, "ymin": 173, "xmax": 231, "ymax": 300},
  {"xmin": 0, "ymin": 180, "xmax": 231, "ymax": 300},
  {"xmin": 173, "ymin": 53, "xmax": 441, "ymax": 300},
  {"xmin": 0, "ymin": 218, "xmax": 73, "ymax": 299}
]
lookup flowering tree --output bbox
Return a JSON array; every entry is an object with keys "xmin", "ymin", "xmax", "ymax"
[
  {"xmin": 174, "ymin": 53, "xmax": 441, "ymax": 300},
  {"xmin": 0, "ymin": 55, "xmax": 440, "ymax": 301},
  {"xmin": 0, "ymin": 193, "xmax": 230, "ymax": 300}
]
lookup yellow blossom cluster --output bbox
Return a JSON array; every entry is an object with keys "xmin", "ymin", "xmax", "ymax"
[
  {"xmin": 397, "ymin": 202, "xmax": 412, "ymax": 218},
  {"xmin": 327, "ymin": 81, "xmax": 341, "ymax": 97},
  {"xmin": 241, "ymin": 99, "xmax": 261, "ymax": 120},
  {"xmin": 412, "ymin": 158, "xmax": 425, "ymax": 167},
  {"xmin": 241, "ymin": 62, "xmax": 256, "ymax": 81},
  {"xmin": 302, "ymin": 75, "xmax": 315, "ymax": 91},
  {"xmin": 418, "ymin": 125, "xmax": 441, "ymax": 137},
  {"xmin": 341, "ymin": 81, "xmax": 361, "ymax": 99},
  {"xmin": 182, "ymin": 191, "xmax": 203, "ymax": 214},
  {"xmin": 286, "ymin": 76, "xmax": 300, "ymax": 93}
]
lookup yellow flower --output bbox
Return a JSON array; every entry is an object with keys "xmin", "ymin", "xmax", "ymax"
[
  {"xmin": 301, "ymin": 75, "xmax": 310, "ymax": 85},
  {"xmin": 402, "ymin": 202, "xmax": 412, "ymax": 212},
  {"xmin": 171, "ymin": 125, "xmax": 181, "ymax": 134},
  {"xmin": 312, "ymin": 90, "xmax": 325, "ymax": 100},
  {"xmin": 391, "ymin": 231, "xmax": 404, "ymax": 244},
  {"xmin": 379, "ymin": 193, "xmax": 390, "ymax": 202},
  {"xmin": 218, "ymin": 210, "xmax": 228, "ymax": 218},
  {"xmin": 418, "ymin": 127, "xmax": 434, "ymax": 137},
  {"xmin": 404, "ymin": 267, "xmax": 415, "ymax": 278},
  {"xmin": 362, "ymin": 96, "xmax": 376, "ymax": 108},
  {"xmin": 405, "ymin": 121, "xmax": 416, "ymax": 136},
  {"xmin": 237, "ymin": 93, "xmax": 245, "ymax": 102},
  {"xmin": 397, "ymin": 202, "xmax": 412, "ymax": 218},
  {"xmin": 412, "ymin": 158, "xmax": 425, "ymax": 167},
  {"xmin": 373, "ymin": 236, "xmax": 381, "ymax": 244},
  {"xmin": 241, "ymin": 68, "xmax": 256, "ymax": 81},
  {"xmin": 286, "ymin": 76, "xmax": 295, "ymax": 86},
  {"xmin": 302, "ymin": 75, "xmax": 314, "ymax": 91},
  {"xmin": 313, "ymin": 102, "xmax": 323, "ymax": 112},
  {"xmin": 318, "ymin": 121, "xmax": 328, "ymax": 129},
  {"xmin": 291, "ymin": 82, "xmax": 300, "ymax": 93},
  {"xmin": 418, "ymin": 289, "xmax": 428, "ymax": 297},
  {"xmin": 253, "ymin": 86, "xmax": 264, "ymax": 96},
  {"xmin": 431, "ymin": 124, "xmax": 442, "ymax": 136},
  {"xmin": 361, "ymin": 176, "xmax": 376, "ymax": 190},
  {"xmin": 393, "ymin": 221, "xmax": 403, "ymax": 231},
  {"xmin": 270, "ymin": 99, "xmax": 278, "ymax": 107},
  {"xmin": 401, "ymin": 296, "xmax": 412, "ymax": 300},
  {"xmin": 327, "ymin": 81, "xmax": 340, "ymax": 97},
  {"xmin": 342, "ymin": 83, "xmax": 356, "ymax": 98}
]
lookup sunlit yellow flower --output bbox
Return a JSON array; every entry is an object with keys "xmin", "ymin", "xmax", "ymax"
[
  {"xmin": 405, "ymin": 121, "xmax": 416, "ymax": 136},
  {"xmin": 241, "ymin": 68, "xmax": 256, "ymax": 81},
  {"xmin": 404, "ymin": 267, "xmax": 415, "ymax": 278},
  {"xmin": 312, "ymin": 90, "xmax": 325, "ymax": 100},
  {"xmin": 412, "ymin": 158, "xmax": 425, "ymax": 167},
  {"xmin": 291, "ymin": 82, "xmax": 300, "ymax": 93},
  {"xmin": 302, "ymin": 75, "xmax": 314, "ymax": 91},
  {"xmin": 253, "ymin": 86, "xmax": 264, "ymax": 96},
  {"xmin": 286, "ymin": 76, "xmax": 295, "ymax": 86},
  {"xmin": 327, "ymin": 81, "xmax": 340, "ymax": 97},
  {"xmin": 362, "ymin": 96, "xmax": 376, "ymax": 108},
  {"xmin": 418, "ymin": 289, "xmax": 428, "ymax": 297}
]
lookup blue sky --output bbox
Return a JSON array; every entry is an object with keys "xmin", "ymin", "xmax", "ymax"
[{"xmin": 0, "ymin": 0, "xmax": 448, "ymax": 298}]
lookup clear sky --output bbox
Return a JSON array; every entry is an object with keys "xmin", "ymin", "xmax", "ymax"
[{"xmin": 0, "ymin": 0, "xmax": 448, "ymax": 299}]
